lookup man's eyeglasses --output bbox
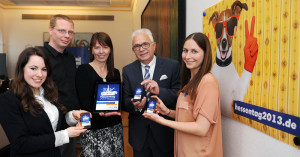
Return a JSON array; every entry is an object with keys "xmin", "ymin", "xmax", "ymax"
[
  {"xmin": 213, "ymin": 15, "xmax": 239, "ymax": 39},
  {"xmin": 54, "ymin": 28, "xmax": 74, "ymax": 36},
  {"xmin": 132, "ymin": 42, "xmax": 151, "ymax": 51}
]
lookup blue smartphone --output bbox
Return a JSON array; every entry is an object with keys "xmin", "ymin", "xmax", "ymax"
[
  {"xmin": 146, "ymin": 98, "xmax": 157, "ymax": 113},
  {"xmin": 80, "ymin": 113, "xmax": 91, "ymax": 129},
  {"xmin": 133, "ymin": 85, "xmax": 145, "ymax": 102}
]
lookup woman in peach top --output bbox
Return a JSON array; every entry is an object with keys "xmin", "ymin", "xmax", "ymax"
[{"xmin": 143, "ymin": 32, "xmax": 223, "ymax": 157}]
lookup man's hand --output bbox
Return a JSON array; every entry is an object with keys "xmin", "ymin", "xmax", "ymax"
[
  {"xmin": 131, "ymin": 97, "xmax": 147, "ymax": 110},
  {"xmin": 141, "ymin": 80, "xmax": 160, "ymax": 95}
]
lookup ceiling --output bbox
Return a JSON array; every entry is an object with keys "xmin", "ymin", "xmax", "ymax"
[{"xmin": 0, "ymin": 0, "xmax": 133, "ymax": 9}]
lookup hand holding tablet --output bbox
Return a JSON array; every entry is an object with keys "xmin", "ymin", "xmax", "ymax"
[{"xmin": 99, "ymin": 112, "xmax": 121, "ymax": 117}]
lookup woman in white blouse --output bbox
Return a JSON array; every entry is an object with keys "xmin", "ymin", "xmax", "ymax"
[{"xmin": 0, "ymin": 47, "xmax": 87, "ymax": 157}]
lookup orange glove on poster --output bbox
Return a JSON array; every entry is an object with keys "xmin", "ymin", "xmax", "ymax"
[{"xmin": 244, "ymin": 16, "xmax": 258, "ymax": 73}]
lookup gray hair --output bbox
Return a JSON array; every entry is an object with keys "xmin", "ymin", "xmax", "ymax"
[{"xmin": 131, "ymin": 28, "xmax": 154, "ymax": 43}]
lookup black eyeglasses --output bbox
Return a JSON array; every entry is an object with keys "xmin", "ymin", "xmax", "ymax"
[{"xmin": 132, "ymin": 42, "xmax": 151, "ymax": 51}]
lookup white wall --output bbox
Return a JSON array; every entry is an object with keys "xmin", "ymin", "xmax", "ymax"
[
  {"xmin": 186, "ymin": 0, "xmax": 220, "ymax": 36},
  {"xmin": 0, "ymin": 7, "xmax": 10, "ymax": 149},
  {"xmin": 132, "ymin": 0, "xmax": 149, "ymax": 30},
  {"xmin": 186, "ymin": 0, "xmax": 300, "ymax": 157},
  {"xmin": 2, "ymin": 8, "xmax": 134, "ymax": 78},
  {"xmin": 0, "ymin": 7, "xmax": 3, "ymax": 54},
  {"xmin": 128, "ymin": 0, "xmax": 149, "ymax": 63}
]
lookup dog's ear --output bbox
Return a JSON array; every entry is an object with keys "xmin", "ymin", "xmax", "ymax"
[
  {"xmin": 231, "ymin": 0, "xmax": 248, "ymax": 15},
  {"xmin": 209, "ymin": 11, "xmax": 219, "ymax": 26}
]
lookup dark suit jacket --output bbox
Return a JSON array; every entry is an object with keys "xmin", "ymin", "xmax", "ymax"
[
  {"xmin": 122, "ymin": 56, "xmax": 180, "ymax": 152},
  {"xmin": 0, "ymin": 90, "xmax": 63, "ymax": 157}
]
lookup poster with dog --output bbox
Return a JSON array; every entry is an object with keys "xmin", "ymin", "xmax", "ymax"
[{"xmin": 203, "ymin": 0, "xmax": 300, "ymax": 148}]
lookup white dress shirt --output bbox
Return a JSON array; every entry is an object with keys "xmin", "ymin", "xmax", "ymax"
[
  {"xmin": 141, "ymin": 55, "xmax": 156, "ymax": 80},
  {"xmin": 134, "ymin": 56, "xmax": 157, "ymax": 112}
]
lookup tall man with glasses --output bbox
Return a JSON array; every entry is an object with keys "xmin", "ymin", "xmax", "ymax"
[
  {"xmin": 122, "ymin": 28, "xmax": 180, "ymax": 157},
  {"xmin": 43, "ymin": 14, "xmax": 80, "ymax": 157}
]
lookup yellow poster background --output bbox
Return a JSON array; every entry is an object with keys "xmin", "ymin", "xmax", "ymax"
[{"xmin": 203, "ymin": 0, "xmax": 300, "ymax": 148}]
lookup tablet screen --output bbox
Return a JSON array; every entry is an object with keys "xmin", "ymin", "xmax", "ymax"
[{"xmin": 93, "ymin": 82, "xmax": 121, "ymax": 113}]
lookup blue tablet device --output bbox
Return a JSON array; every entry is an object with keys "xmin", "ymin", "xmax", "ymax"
[{"xmin": 93, "ymin": 82, "xmax": 121, "ymax": 113}]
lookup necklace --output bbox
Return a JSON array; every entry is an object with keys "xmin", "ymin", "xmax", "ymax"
[{"xmin": 91, "ymin": 62, "xmax": 107, "ymax": 82}]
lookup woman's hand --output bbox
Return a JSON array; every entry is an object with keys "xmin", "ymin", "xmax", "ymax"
[
  {"xmin": 72, "ymin": 110, "xmax": 92, "ymax": 120},
  {"xmin": 143, "ymin": 112, "xmax": 165, "ymax": 125},
  {"xmin": 99, "ymin": 112, "xmax": 121, "ymax": 117},
  {"xmin": 151, "ymin": 96, "xmax": 169, "ymax": 115},
  {"xmin": 66, "ymin": 126, "xmax": 87, "ymax": 137}
]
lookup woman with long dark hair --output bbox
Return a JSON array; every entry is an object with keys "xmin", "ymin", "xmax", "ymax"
[
  {"xmin": 143, "ymin": 33, "xmax": 223, "ymax": 157},
  {"xmin": 0, "ymin": 47, "xmax": 87, "ymax": 157},
  {"xmin": 76, "ymin": 32, "xmax": 124, "ymax": 157}
]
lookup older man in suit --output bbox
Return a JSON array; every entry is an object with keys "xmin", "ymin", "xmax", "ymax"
[{"xmin": 122, "ymin": 28, "xmax": 180, "ymax": 157}]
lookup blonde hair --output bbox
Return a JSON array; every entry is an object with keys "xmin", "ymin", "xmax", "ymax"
[{"xmin": 49, "ymin": 14, "xmax": 74, "ymax": 28}]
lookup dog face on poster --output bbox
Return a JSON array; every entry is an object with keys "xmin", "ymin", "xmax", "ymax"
[{"xmin": 209, "ymin": 0, "xmax": 258, "ymax": 117}]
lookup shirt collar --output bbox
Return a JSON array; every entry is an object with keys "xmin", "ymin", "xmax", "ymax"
[
  {"xmin": 34, "ymin": 87, "xmax": 44, "ymax": 98},
  {"xmin": 45, "ymin": 43, "xmax": 68, "ymax": 57},
  {"xmin": 141, "ymin": 55, "xmax": 156, "ymax": 68}
]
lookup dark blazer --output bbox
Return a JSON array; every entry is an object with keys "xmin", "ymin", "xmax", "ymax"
[
  {"xmin": 122, "ymin": 56, "xmax": 181, "ymax": 152},
  {"xmin": 0, "ymin": 90, "xmax": 63, "ymax": 157}
]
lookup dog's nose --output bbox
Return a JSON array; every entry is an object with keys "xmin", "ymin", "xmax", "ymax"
[{"xmin": 222, "ymin": 39, "xmax": 227, "ymax": 49}]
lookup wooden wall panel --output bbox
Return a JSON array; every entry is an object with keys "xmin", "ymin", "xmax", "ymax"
[
  {"xmin": 141, "ymin": 0, "xmax": 179, "ymax": 59},
  {"xmin": 121, "ymin": 111, "xmax": 133, "ymax": 157}
]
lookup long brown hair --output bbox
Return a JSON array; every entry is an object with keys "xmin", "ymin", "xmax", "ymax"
[
  {"xmin": 179, "ymin": 33, "xmax": 212, "ymax": 99},
  {"xmin": 89, "ymin": 32, "xmax": 115, "ymax": 77},
  {"xmin": 12, "ymin": 47, "xmax": 67, "ymax": 116}
]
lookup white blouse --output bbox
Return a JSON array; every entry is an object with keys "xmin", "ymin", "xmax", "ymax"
[{"xmin": 35, "ymin": 87, "xmax": 78, "ymax": 147}]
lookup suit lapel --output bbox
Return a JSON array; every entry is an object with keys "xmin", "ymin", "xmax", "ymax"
[
  {"xmin": 40, "ymin": 103, "xmax": 62, "ymax": 131},
  {"xmin": 153, "ymin": 56, "xmax": 163, "ymax": 82},
  {"xmin": 41, "ymin": 109, "xmax": 55, "ymax": 131},
  {"xmin": 133, "ymin": 60, "xmax": 144, "ymax": 83},
  {"xmin": 56, "ymin": 110, "xmax": 62, "ymax": 131}
]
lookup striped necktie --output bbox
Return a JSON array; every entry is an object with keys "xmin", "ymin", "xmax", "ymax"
[
  {"xmin": 144, "ymin": 65, "xmax": 150, "ymax": 80},
  {"xmin": 144, "ymin": 65, "xmax": 151, "ymax": 101}
]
